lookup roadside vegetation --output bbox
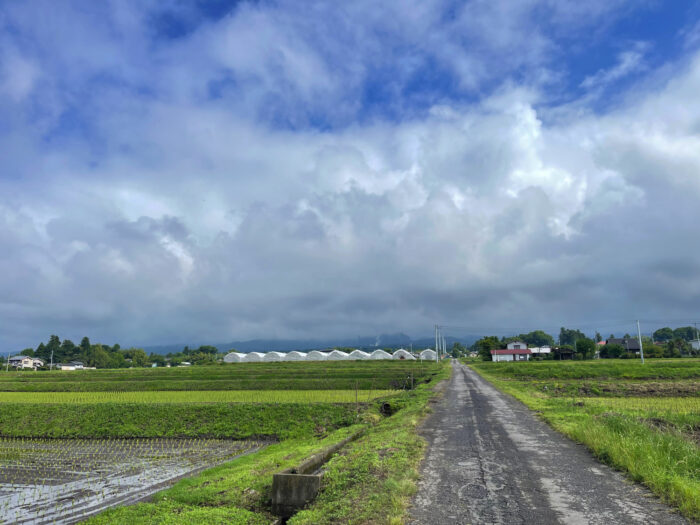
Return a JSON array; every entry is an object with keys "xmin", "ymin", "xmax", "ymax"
[
  {"xmin": 0, "ymin": 360, "xmax": 449, "ymax": 523},
  {"xmin": 468, "ymin": 359, "xmax": 700, "ymax": 521}
]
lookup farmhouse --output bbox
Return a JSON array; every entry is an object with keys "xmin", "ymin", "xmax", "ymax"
[
  {"xmin": 8, "ymin": 356, "xmax": 44, "ymax": 369},
  {"xmin": 606, "ymin": 337, "xmax": 640, "ymax": 352},
  {"xmin": 491, "ymin": 348, "xmax": 532, "ymax": 362}
]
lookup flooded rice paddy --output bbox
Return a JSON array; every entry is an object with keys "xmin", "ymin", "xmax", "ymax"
[{"xmin": 0, "ymin": 437, "xmax": 263, "ymax": 524}]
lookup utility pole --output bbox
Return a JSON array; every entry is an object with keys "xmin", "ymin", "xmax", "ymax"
[
  {"xmin": 637, "ymin": 320, "xmax": 645, "ymax": 364},
  {"xmin": 435, "ymin": 325, "xmax": 438, "ymax": 362}
]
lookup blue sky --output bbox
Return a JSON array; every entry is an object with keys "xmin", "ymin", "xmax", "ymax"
[{"xmin": 1, "ymin": 1, "xmax": 700, "ymax": 349}]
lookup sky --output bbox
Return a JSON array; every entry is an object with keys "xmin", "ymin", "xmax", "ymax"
[{"xmin": 2, "ymin": 0, "xmax": 700, "ymax": 350}]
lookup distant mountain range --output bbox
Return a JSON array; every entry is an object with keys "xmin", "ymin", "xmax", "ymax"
[{"xmin": 143, "ymin": 333, "xmax": 478, "ymax": 355}]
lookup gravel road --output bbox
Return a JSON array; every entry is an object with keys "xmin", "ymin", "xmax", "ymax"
[{"xmin": 408, "ymin": 361, "xmax": 689, "ymax": 525}]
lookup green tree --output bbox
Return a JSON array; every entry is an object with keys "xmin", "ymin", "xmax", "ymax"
[
  {"xmin": 653, "ymin": 327, "xmax": 673, "ymax": 342},
  {"xmin": 575, "ymin": 338, "xmax": 596, "ymax": 360},
  {"xmin": 594, "ymin": 332, "xmax": 602, "ymax": 343},
  {"xmin": 559, "ymin": 327, "xmax": 586, "ymax": 346},
  {"xmin": 89, "ymin": 344, "xmax": 111, "ymax": 368},
  {"xmin": 475, "ymin": 336, "xmax": 500, "ymax": 361},
  {"xmin": 450, "ymin": 342, "xmax": 466, "ymax": 358},
  {"xmin": 673, "ymin": 327, "xmax": 696, "ymax": 341},
  {"xmin": 59, "ymin": 339, "xmax": 77, "ymax": 362},
  {"xmin": 20, "ymin": 348, "xmax": 34, "ymax": 357},
  {"xmin": 600, "ymin": 343, "xmax": 624, "ymax": 358},
  {"xmin": 35, "ymin": 342, "xmax": 48, "ymax": 361},
  {"xmin": 520, "ymin": 330, "xmax": 555, "ymax": 347}
]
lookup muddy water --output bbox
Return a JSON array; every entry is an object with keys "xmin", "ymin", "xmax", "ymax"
[{"xmin": 0, "ymin": 438, "xmax": 264, "ymax": 524}]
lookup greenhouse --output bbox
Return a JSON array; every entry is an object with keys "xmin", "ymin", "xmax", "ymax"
[
  {"xmin": 223, "ymin": 352, "xmax": 247, "ymax": 363},
  {"xmin": 306, "ymin": 351, "xmax": 328, "ymax": 361},
  {"xmin": 419, "ymin": 349, "xmax": 437, "ymax": 361},
  {"xmin": 242, "ymin": 352, "xmax": 265, "ymax": 362},
  {"xmin": 283, "ymin": 351, "xmax": 307, "ymax": 361},
  {"xmin": 369, "ymin": 349, "xmax": 392, "ymax": 360},
  {"xmin": 263, "ymin": 351, "xmax": 286, "ymax": 362},
  {"xmin": 392, "ymin": 349, "xmax": 415, "ymax": 360},
  {"xmin": 327, "ymin": 350, "xmax": 349, "ymax": 360},
  {"xmin": 348, "ymin": 350, "xmax": 371, "ymax": 360}
]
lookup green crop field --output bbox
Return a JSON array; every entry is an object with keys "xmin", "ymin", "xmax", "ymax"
[
  {"xmin": 0, "ymin": 360, "xmax": 449, "ymax": 524},
  {"xmin": 0, "ymin": 361, "xmax": 438, "ymax": 391},
  {"xmin": 469, "ymin": 359, "xmax": 700, "ymax": 521},
  {"xmin": 0, "ymin": 389, "xmax": 396, "ymax": 404}
]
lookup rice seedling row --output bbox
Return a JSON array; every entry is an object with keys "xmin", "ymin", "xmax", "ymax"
[
  {"xmin": 0, "ymin": 437, "xmax": 264, "ymax": 525},
  {"xmin": 0, "ymin": 389, "xmax": 396, "ymax": 404}
]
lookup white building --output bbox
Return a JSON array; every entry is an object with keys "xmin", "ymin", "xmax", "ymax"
[
  {"xmin": 8, "ymin": 356, "xmax": 44, "ymax": 369},
  {"xmin": 506, "ymin": 341, "xmax": 527, "ymax": 350},
  {"xmin": 348, "ymin": 350, "xmax": 370, "ymax": 360},
  {"xmin": 223, "ymin": 352, "xmax": 247, "ymax": 363},
  {"xmin": 419, "ymin": 349, "xmax": 437, "ymax": 361},
  {"xmin": 491, "ymin": 349, "xmax": 531, "ymax": 362},
  {"xmin": 284, "ymin": 351, "xmax": 307, "ymax": 361},
  {"xmin": 263, "ymin": 351, "xmax": 286, "ymax": 362},
  {"xmin": 529, "ymin": 346, "xmax": 551, "ymax": 356},
  {"xmin": 392, "ymin": 349, "xmax": 415, "ymax": 360},
  {"xmin": 369, "ymin": 349, "xmax": 392, "ymax": 360},
  {"xmin": 242, "ymin": 352, "xmax": 265, "ymax": 362},
  {"xmin": 327, "ymin": 350, "xmax": 349, "ymax": 360}
]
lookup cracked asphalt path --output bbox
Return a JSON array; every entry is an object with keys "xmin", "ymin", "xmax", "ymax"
[{"xmin": 408, "ymin": 361, "xmax": 689, "ymax": 525}]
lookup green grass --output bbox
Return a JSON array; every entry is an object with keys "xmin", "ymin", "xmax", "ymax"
[
  {"xmin": 474, "ymin": 358, "xmax": 700, "ymax": 380},
  {"xmin": 83, "ymin": 362, "xmax": 451, "ymax": 524},
  {"xmin": 0, "ymin": 389, "xmax": 396, "ymax": 404},
  {"xmin": 0, "ymin": 403, "xmax": 360, "ymax": 439},
  {"xmin": 469, "ymin": 360, "xmax": 700, "ymax": 521},
  {"xmin": 0, "ymin": 361, "xmax": 440, "ymax": 391}
]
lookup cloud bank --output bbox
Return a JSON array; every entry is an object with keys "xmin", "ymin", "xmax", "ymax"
[{"xmin": 1, "ymin": 1, "xmax": 699, "ymax": 348}]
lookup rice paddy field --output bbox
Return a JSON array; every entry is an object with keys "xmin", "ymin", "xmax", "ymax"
[
  {"xmin": 0, "ymin": 360, "xmax": 445, "ymax": 523},
  {"xmin": 469, "ymin": 358, "xmax": 700, "ymax": 521}
]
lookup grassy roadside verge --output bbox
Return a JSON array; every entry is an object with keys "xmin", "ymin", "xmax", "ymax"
[
  {"xmin": 84, "ymin": 362, "xmax": 450, "ymax": 524},
  {"xmin": 467, "ymin": 362, "xmax": 700, "ymax": 521}
]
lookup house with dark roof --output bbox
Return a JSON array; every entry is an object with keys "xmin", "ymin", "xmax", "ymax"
[{"xmin": 606, "ymin": 338, "xmax": 640, "ymax": 352}]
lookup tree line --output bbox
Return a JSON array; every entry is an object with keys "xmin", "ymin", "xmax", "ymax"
[
  {"xmin": 5, "ymin": 335, "xmax": 228, "ymax": 369},
  {"xmin": 472, "ymin": 326, "xmax": 700, "ymax": 361}
]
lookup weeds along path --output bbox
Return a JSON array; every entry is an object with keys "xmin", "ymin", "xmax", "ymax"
[{"xmin": 408, "ymin": 361, "xmax": 688, "ymax": 525}]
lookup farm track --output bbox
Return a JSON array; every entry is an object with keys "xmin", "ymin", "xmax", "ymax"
[{"xmin": 408, "ymin": 361, "xmax": 689, "ymax": 525}]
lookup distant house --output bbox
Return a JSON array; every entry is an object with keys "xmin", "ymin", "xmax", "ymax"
[
  {"xmin": 506, "ymin": 341, "xmax": 527, "ymax": 350},
  {"xmin": 491, "ymin": 349, "xmax": 531, "ymax": 362},
  {"xmin": 8, "ymin": 356, "xmax": 44, "ymax": 369},
  {"xmin": 58, "ymin": 361, "xmax": 84, "ymax": 371},
  {"xmin": 606, "ymin": 338, "xmax": 640, "ymax": 352},
  {"xmin": 529, "ymin": 346, "xmax": 551, "ymax": 356}
]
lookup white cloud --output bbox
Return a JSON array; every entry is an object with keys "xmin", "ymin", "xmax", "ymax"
[{"xmin": 1, "ymin": 1, "xmax": 700, "ymax": 348}]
